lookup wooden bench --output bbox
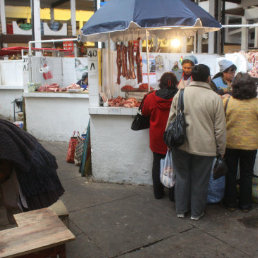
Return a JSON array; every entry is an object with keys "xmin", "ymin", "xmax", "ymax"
[{"xmin": 0, "ymin": 208, "xmax": 75, "ymax": 258}]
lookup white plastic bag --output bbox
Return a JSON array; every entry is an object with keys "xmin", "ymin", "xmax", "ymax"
[{"xmin": 160, "ymin": 150, "xmax": 175, "ymax": 188}]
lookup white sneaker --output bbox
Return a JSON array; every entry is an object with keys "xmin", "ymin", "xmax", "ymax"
[
  {"xmin": 177, "ymin": 213, "xmax": 185, "ymax": 218},
  {"xmin": 190, "ymin": 212, "xmax": 204, "ymax": 221}
]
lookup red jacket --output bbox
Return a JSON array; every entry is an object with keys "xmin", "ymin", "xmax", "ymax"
[{"xmin": 142, "ymin": 91, "xmax": 173, "ymax": 154}]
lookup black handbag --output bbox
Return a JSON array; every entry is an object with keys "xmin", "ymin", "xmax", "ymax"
[
  {"xmin": 131, "ymin": 93, "xmax": 151, "ymax": 131},
  {"xmin": 213, "ymin": 156, "xmax": 228, "ymax": 180},
  {"xmin": 164, "ymin": 89, "xmax": 186, "ymax": 148}
]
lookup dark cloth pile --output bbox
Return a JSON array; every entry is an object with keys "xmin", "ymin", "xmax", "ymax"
[{"xmin": 0, "ymin": 119, "xmax": 64, "ymax": 210}]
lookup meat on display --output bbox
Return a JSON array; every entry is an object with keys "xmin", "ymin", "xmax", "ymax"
[
  {"xmin": 116, "ymin": 44, "xmax": 122, "ymax": 85},
  {"xmin": 136, "ymin": 38, "xmax": 143, "ymax": 84},
  {"xmin": 116, "ymin": 40, "xmax": 143, "ymax": 84}
]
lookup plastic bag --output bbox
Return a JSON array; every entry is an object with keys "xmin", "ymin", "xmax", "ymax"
[
  {"xmin": 74, "ymin": 135, "xmax": 85, "ymax": 166},
  {"xmin": 207, "ymin": 158, "xmax": 225, "ymax": 203},
  {"xmin": 160, "ymin": 150, "xmax": 175, "ymax": 188},
  {"xmin": 66, "ymin": 131, "xmax": 78, "ymax": 163}
]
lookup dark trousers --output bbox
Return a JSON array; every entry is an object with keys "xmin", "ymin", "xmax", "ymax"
[
  {"xmin": 172, "ymin": 148, "xmax": 214, "ymax": 217},
  {"xmin": 224, "ymin": 148, "xmax": 257, "ymax": 209},
  {"xmin": 152, "ymin": 152, "xmax": 166, "ymax": 199}
]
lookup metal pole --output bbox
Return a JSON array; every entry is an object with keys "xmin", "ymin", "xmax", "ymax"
[
  {"xmin": 193, "ymin": 32, "xmax": 197, "ymax": 53},
  {"xmin": 70, "ymin": 0, "xmax": 76, "ymax": 36},
  {"xmin": 30, "ymin": 0, "xmax": 35, "ymax": 41},
  {"xmin": 145, "ymin": 30, "xmax": 150, "ymax": 92},
  {"xmin": 222, "ymin": 24, "xmax": 258, "ymax": 28},
  {"xmin": 221, "ymin": 0, "xmax": 225, "ymax": 54},
  {"xmin": 108, "ymin": 33, "xmax": 113, "ymax": 97},
  {"xmin": 208, "ymin": 0, "xmax": 215, "ymax": 54}
]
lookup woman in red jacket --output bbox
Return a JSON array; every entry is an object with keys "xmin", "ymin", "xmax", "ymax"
[{"xmin": 142, "ymin": 72, "xmax": 178, "ymax": 199}]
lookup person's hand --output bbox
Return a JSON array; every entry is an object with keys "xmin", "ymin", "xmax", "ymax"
[{"xmin": 221, "ymin": 93, "xmax": 230, "ymax": 99}]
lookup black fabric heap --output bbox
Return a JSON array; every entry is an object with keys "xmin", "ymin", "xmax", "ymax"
[{"xmin": 0, "ymin": 119, "xmax": 64, "ymax": 210}]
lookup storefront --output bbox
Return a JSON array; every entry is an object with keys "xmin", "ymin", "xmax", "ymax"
[{"xmin": 88, "ymin": 48, "xmax": 224, "ymax": 184}]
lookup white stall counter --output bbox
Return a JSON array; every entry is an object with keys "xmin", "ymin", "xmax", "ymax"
[
  {"xmin": 0, "ymin": 85, "xmax": 23, "ymax": 90},
  {"xmin": 89, "ymin": 111, "xmax": 152, "ymax": 185},
  {"xmin": 24, "ymin": 92, "xmax": 89, "ymax": 99},
  {"xmin": 24, "ymin": 92, "xmax": 90, "ymax": 141},
  {"xmin": 89, "ymin": 107, "xmax": 138, "ymax": 116}
]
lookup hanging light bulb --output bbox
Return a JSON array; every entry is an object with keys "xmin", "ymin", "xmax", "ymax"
[{"xmin": 170, "ymin": 38, "xmax": 181, "ymax": 48}]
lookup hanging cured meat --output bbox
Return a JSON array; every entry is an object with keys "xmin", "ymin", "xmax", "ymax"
[
  {"xmin": 128, "ymin": 41, "xmax": 136, "ymax": 80},
  {"xmin": 136, "ymin": 38, "xmax": 143, "ymax": 83},
  {"xmin": 122, "ymin": 45, "xmax": 128, "ymax": 79},
  {"xmin": 116, "ymin": 44, "xmax": 122, "ymax": 84}
]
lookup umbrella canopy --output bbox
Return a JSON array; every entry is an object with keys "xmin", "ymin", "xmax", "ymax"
[{"xmin": 80, "ymin": 0, "xmax": 221, "ymax": 42}]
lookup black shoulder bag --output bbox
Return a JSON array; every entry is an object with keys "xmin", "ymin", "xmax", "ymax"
[
  {"xmin": 164, "ymin": 89, "xmax": 186, "ymax": 148},
  {"xmin": 131, "ymin": 93, "xmax": 151, "ymax": 131}
]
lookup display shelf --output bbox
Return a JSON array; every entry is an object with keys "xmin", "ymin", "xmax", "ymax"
[
  {"xmin": 121, "ymin": 89, "xmax": 149, "ymax": 92},
  {"xmin": 24, "ymin": 92, "xmax": 89, "ymax": 99},
  {"xmin": 89, "ymin": 106, "xmax": 138, "ymax": 116},
  {"xmin": 0, "ymin": 85, "xmax": 23, "ymax": 90}
]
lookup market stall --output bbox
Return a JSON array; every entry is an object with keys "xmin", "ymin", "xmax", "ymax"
[
  {"xmin": 0, "ymin": 59, "xmax": 24, "ymax": 120},
  {"xmin": 80, "ymin": 0, "xmax": 222, "ymax": 184},
  {"xmin": 24, "ymin": 53, "xmax": 90, "ymax": 141}
]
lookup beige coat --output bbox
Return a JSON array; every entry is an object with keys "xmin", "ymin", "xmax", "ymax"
[{"xmin": 167, "ymin": 81, "xmax": 226, "ymax": 156}]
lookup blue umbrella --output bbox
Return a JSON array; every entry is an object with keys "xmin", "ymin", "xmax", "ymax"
[{"xmin": 80, "ymin": 0, "xmax": 221, "ymax": 42}]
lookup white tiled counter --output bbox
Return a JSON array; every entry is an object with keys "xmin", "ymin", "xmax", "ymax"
[
  {"xmin": 89, "ymin": 107, "xmax": 152, "ymax": 185},
  {"xmin": 24, "ymin": 92, "xmax": 90, "ymax": 141},
  {"xmin": 89, "ymin": 106, "xmax": 138, "ymax": 116}
]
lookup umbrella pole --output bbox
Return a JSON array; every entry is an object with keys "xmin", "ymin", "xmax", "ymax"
[
  {"xmin": 194, "ymin": 32, "xmax": 197, "ymax": 53},
  {"xmin": 108, "ymin": 33, "xmax": 113, "ymax": 97},
  {"xmin": 145, "ymin": 30, "xmax": 150, "ymax": 92}
]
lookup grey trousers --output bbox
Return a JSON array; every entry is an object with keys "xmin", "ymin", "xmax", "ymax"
[{"xmin": 172, "ymin": 148, "xmax": 214, "ymax": 217}]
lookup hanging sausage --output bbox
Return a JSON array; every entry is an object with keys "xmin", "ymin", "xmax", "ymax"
[
  {"xmin": 136, "ymin": 38, "xmax": 143, "ymax": 84},
  {"xmin": 116, "ymin": 43, "xmax": 122, "ymax": 84}
]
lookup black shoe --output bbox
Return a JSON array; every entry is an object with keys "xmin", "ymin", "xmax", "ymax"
[
  {"xmin": 154, "ymin": 191, "xmax": 164, "ymax": 199},
  {"xmin": 239, "ymin": 205, "xmax": 252, "ymax": 212},
  {"xmin": 153, "ymin": 185, "xmax": 164, "ymax": 199},
  {"xmin": 168, "ymin": 187, "xmax": 175, "ymax": 202}
]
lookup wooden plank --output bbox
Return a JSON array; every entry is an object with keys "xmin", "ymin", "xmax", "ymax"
[
  {"xmin": 14, "ymin": 208, "xmax": 58, "ymax": 227},
  {"xmin": 0, "ymin": 208, "xmax": 75, "ymax": 258},
  {"xmin": 14, "ymin": 244, "xmax": 65, "ymax": 258}
]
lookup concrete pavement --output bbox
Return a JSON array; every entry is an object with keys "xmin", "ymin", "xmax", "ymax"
[{"xmin": 1, "ymin": 141, "xmax": 258, "ymax": 257}]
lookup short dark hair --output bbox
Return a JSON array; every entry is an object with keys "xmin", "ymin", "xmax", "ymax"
[
  {"xmin": 232, "ymin": 72, "xmax": 257, "ymax": 100},
  {"xmin": 191, "ymin": 64, "xmax": 210, "ymax": 82},
  {"xmin": 82, "ymin": 72, "xmax": 88, "ymax": 80},
  {"xmin": 182, "ymin": 60, "xmax": 194, "ymax": 66},
  {"xmin": 159, "ymin": 72, "xmax": 178, "ymax": 89}
]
